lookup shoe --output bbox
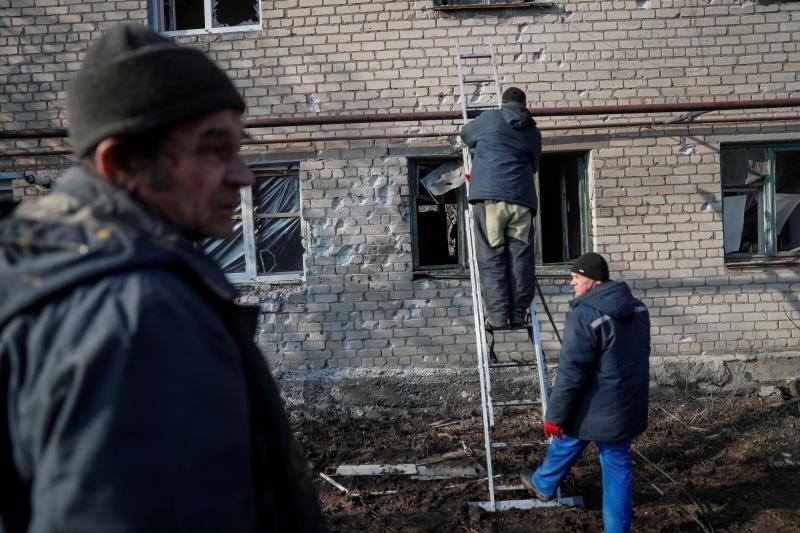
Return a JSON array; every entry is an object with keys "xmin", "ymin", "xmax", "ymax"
[
  {"xmin": 485, "ymin": 316, "xmax": 508, "ymax": 330},
  {"xmin": 519, "ymin": 468, "xmax": 553, "ymax": 502},
  {"xmin": 509, "ymin": 310, "xmax": 528, "ymax": 328}
]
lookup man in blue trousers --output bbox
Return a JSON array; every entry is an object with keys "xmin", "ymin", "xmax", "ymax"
[{"xmin": 520, "ymin": 252, "xmax": 650, "ymax": 533}]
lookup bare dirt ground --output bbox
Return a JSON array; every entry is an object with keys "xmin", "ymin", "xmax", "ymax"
[{"xmin": 292, "ymin": 386, "xmax": 800, "ymax": 532}]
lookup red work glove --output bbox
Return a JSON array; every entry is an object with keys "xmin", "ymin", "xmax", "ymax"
[{"xmin": 543, "ymin": 420, "xmax": 563, "ymax": 441}]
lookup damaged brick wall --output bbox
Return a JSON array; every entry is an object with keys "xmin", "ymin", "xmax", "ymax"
[{"xmin": 3, "ymin": 0, "xmax": 800, "ymax": 373}]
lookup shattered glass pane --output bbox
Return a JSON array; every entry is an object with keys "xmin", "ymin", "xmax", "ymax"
[
  {"xmin": 163, "ymin": 0, "xmax": 204, "ymax": 31},
  {"xmin": 254, "ymin": 217, "xmax": 303, "ymax": 274},
  {"xmin": 202, "ymin": 216, "xmax": 246, "ymax": 273},
  {"xmin": 721, "ymin": 148, "xmax": 769, "ymax": 186},
  {"xmin": 213, "ymin": 0, "xmax": 259, "ymax": 28},
  {"xmin": 723, "ymin": 191, "xmax": 759, "ymax": 254}
]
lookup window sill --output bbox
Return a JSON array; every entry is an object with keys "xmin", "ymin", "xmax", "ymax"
[
  {"xmin": 228, "ymin": 272, "xmax": 304, "ymax": 284},
  {"xmin": 413, "ymin": 269, "xmax": 470, "ymax": 280},
  {"xmin": 432, "ymin": 2, "xmax": 555, "ymax": 10},
  {"xmin": 725, "ymin": 257, "xmax": 800, "ymax": 269},
  {"xmin": 412, "ymin": 265, "xmax": 572, "ymax": 280},
  {"xmin": 159, "ymin": 24, "xmax": 262, "ymax": 37}
]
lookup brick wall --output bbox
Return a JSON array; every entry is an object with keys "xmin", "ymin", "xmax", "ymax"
[{"xmin": 2, "ymin": 0, "xmax": 800, "ymax": 371}]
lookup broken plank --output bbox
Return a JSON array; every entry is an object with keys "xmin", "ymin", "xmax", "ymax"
[{"xmin": 334, "ymin": 463, "xmax": 483, "ymax": 479}]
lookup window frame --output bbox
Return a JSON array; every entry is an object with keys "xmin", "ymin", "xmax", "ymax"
[
  {"xmin": 721, "ymin": 142, "xmax": 800, "ymax": 264},
  {"xmin": 149, "ymin": 0, "xmax": 263, "ymax": 36},
  {"xmin": 409, "ymin": 158, "xmax": 470, "ymax": 272},
  {"xmin": 533, "ymin": 151, "xmax": 590, "ymax": 268},
  {"xmin": 213, "ymin": 164, "xmax": 305, "ymax": 284}
]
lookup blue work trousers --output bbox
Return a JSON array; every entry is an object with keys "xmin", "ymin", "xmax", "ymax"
[{"xmin": 532, "ymin": 434, "xmax": 633, "ymax": 533}]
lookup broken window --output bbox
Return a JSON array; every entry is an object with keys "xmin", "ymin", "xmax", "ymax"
[
  {"xmin": 722, "ymin": 144, "xmax": 800, "ymax": 260},
  {"xmin": 410, "ymin": 160, "xmax": 468, "ymax": 270},
  {"xmin": 151, "ymin": 0, "xmax": 261, "ymax": 34},
  {"xmin": 409, "ymin": 152, "xmax": 588, "ymax": 272},
  {"xmin": 204, "ymin": 164, "xmax": 304, "ymax": 281}
]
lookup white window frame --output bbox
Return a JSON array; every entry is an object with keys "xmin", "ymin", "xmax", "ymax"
[
  {"xmin": 151, "ymin": 0, "xmax": 263, "ymax": 36},
  {"xmin": 204, "ymin": 165, "xmax": 305, "ymax": 284}
]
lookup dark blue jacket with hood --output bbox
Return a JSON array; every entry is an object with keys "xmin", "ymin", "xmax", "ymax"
[
  {"xmin": 546, "ymin": 281, "xmax": 651, "ymax": 442},
  {"xmin": 459, "ymin": 102, "xmax": 542, "ymax": 210},
  {"xmin": 0, "ymin": 168, "xmax": 325, "ymax": 533}
]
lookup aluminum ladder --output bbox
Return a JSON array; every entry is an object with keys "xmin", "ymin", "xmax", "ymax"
[{"xmin": 455, "ymin": 43, "xmax": 583, "ymax": 512}]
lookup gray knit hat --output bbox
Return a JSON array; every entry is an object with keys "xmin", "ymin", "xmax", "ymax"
[{"xmin": 67, "ymin": 25, "xmax": 245, "ymax": 158}]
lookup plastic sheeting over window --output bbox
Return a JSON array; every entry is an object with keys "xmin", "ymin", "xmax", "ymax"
[
  {"xmin": 254, "ymin": 176, "xmax": 300, "ymax": 213},
  {"xmin": 255, "ymin": 218, "xmax": 303, "ymax": 274},
  {"xmin": 203, "ymin": 165, "xmax": 303, "ymax": 278},
  {"xmin": 203, "ymin": 206, "xmax": 245, "ymax": 273}
]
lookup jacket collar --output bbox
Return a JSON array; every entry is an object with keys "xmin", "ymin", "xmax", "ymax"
[{"xmin": 570, "ymin": 280, "xmax": 613, "ymax": 309}]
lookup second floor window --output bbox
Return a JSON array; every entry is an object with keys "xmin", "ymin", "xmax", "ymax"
[{"xmin": 151, "ymin": 0, "xmax": 261, "ymax": 34}]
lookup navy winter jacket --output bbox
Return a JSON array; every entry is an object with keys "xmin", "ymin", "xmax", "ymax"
[
  {"xmin": 0, "ymin": 168, "xmax": 326, "ymax": 533},
  {"xmin": 459, "ymin": 102, "xmax": 542, "ymax": 210},
  {"xmin": 546, "ymin": 281, "xmax": 651, "ymax": 442}
]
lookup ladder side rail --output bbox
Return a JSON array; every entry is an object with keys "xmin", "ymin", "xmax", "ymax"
[
  {"xmin": 529, "ymin": 298, "xmax": 550, "ymax": 416},
  {"xmin": 489, "ymin": 44, "xmax": 503, "ymax": 108},
  {"xmin": 465, "ymin": 208, "xmax": 496, "ymax": 511},
  {"xmin": 530, "ymin": 297, "xmax": 564, "ymax": 502}
]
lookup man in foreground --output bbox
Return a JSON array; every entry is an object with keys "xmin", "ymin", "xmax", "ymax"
[
  {"xmin": 520, "ymin": 252, "xmax": 650, "ymax": 533},
  {"xmin": 460, "ymin": 87, "xmax": 542, "ymax": 329},
  {"xmin": 0, "ymin": 25, "xmax": 325, "ymax": 532}
]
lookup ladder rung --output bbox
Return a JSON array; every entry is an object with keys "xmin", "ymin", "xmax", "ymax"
[
  {"xmin": 466, "ymin": 104, "xmax": 498, "ymax": 110},
  {"xmin": 463, "ymin": 77, "xmax": 495, "ymax": 84},
  {"xmin": 488, "ymin": 361, "xmax": 538, "ymax": 368},
  {"xmin": 458, "ymin": 53, "xmax": 492, "ymax": 59},
  {"xmin": 485, "ymin": 324, "xmax": 529, "ymax": 332},
  {"xmin": 492, "ymin": 399, "xmax": 540, "ymax": 407}
]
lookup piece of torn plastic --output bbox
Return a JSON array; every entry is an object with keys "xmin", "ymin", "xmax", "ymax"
[{"xmin": 421, "ymin": 162, "xmax": 465, "ymax": 197}]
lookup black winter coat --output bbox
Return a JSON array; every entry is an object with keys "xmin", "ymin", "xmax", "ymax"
[
  {"xmin": 546, "ymin": 281, "xmax": 650, "ymax": 442},
  {"xmin": 0, "ymin": 168, "xmax": 326, "ymax": 533}
]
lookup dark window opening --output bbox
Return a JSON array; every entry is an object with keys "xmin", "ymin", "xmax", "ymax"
[
  {"xmin": 411, "ymin": 160, "xmax": 466, "ymax": 269},
  {"xmin": 775, "ymin": 150, "xmax": 800, "ymax": 253},
  {"xmin": 538, "ymin": 153, "xmax": 586, "ymax": 264}
]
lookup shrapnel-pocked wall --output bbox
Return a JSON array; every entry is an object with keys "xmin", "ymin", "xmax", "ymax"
[{"xmin": 2, "ymin": 0, "xmax": 800, "ymax": 386}]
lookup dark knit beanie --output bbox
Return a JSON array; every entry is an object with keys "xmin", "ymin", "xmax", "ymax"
[
  {"xmin": 571, "ymin": 252, "xmax": 609, "ymax": 282},
  {"xmin": 68, "ymin": 25, "xmax": 245, "ymax": 158},
  {"xmin": 501, "ymin": 87, "xmax": 526, "ymax": 104}
]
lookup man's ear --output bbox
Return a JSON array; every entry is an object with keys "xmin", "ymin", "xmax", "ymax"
[{"xmin": 93, "ymin": 138, "xmax": 124, "ymax": 182}]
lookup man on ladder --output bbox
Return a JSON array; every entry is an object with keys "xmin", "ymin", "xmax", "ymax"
[{"xmin": 460, "ymin": 87, "xmax": 543, "ymax": 329}]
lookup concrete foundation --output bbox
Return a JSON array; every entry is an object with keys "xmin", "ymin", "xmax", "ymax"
[{"xmin": 278, "ymin": 351, "xmax": 800, "ymax": 416}]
